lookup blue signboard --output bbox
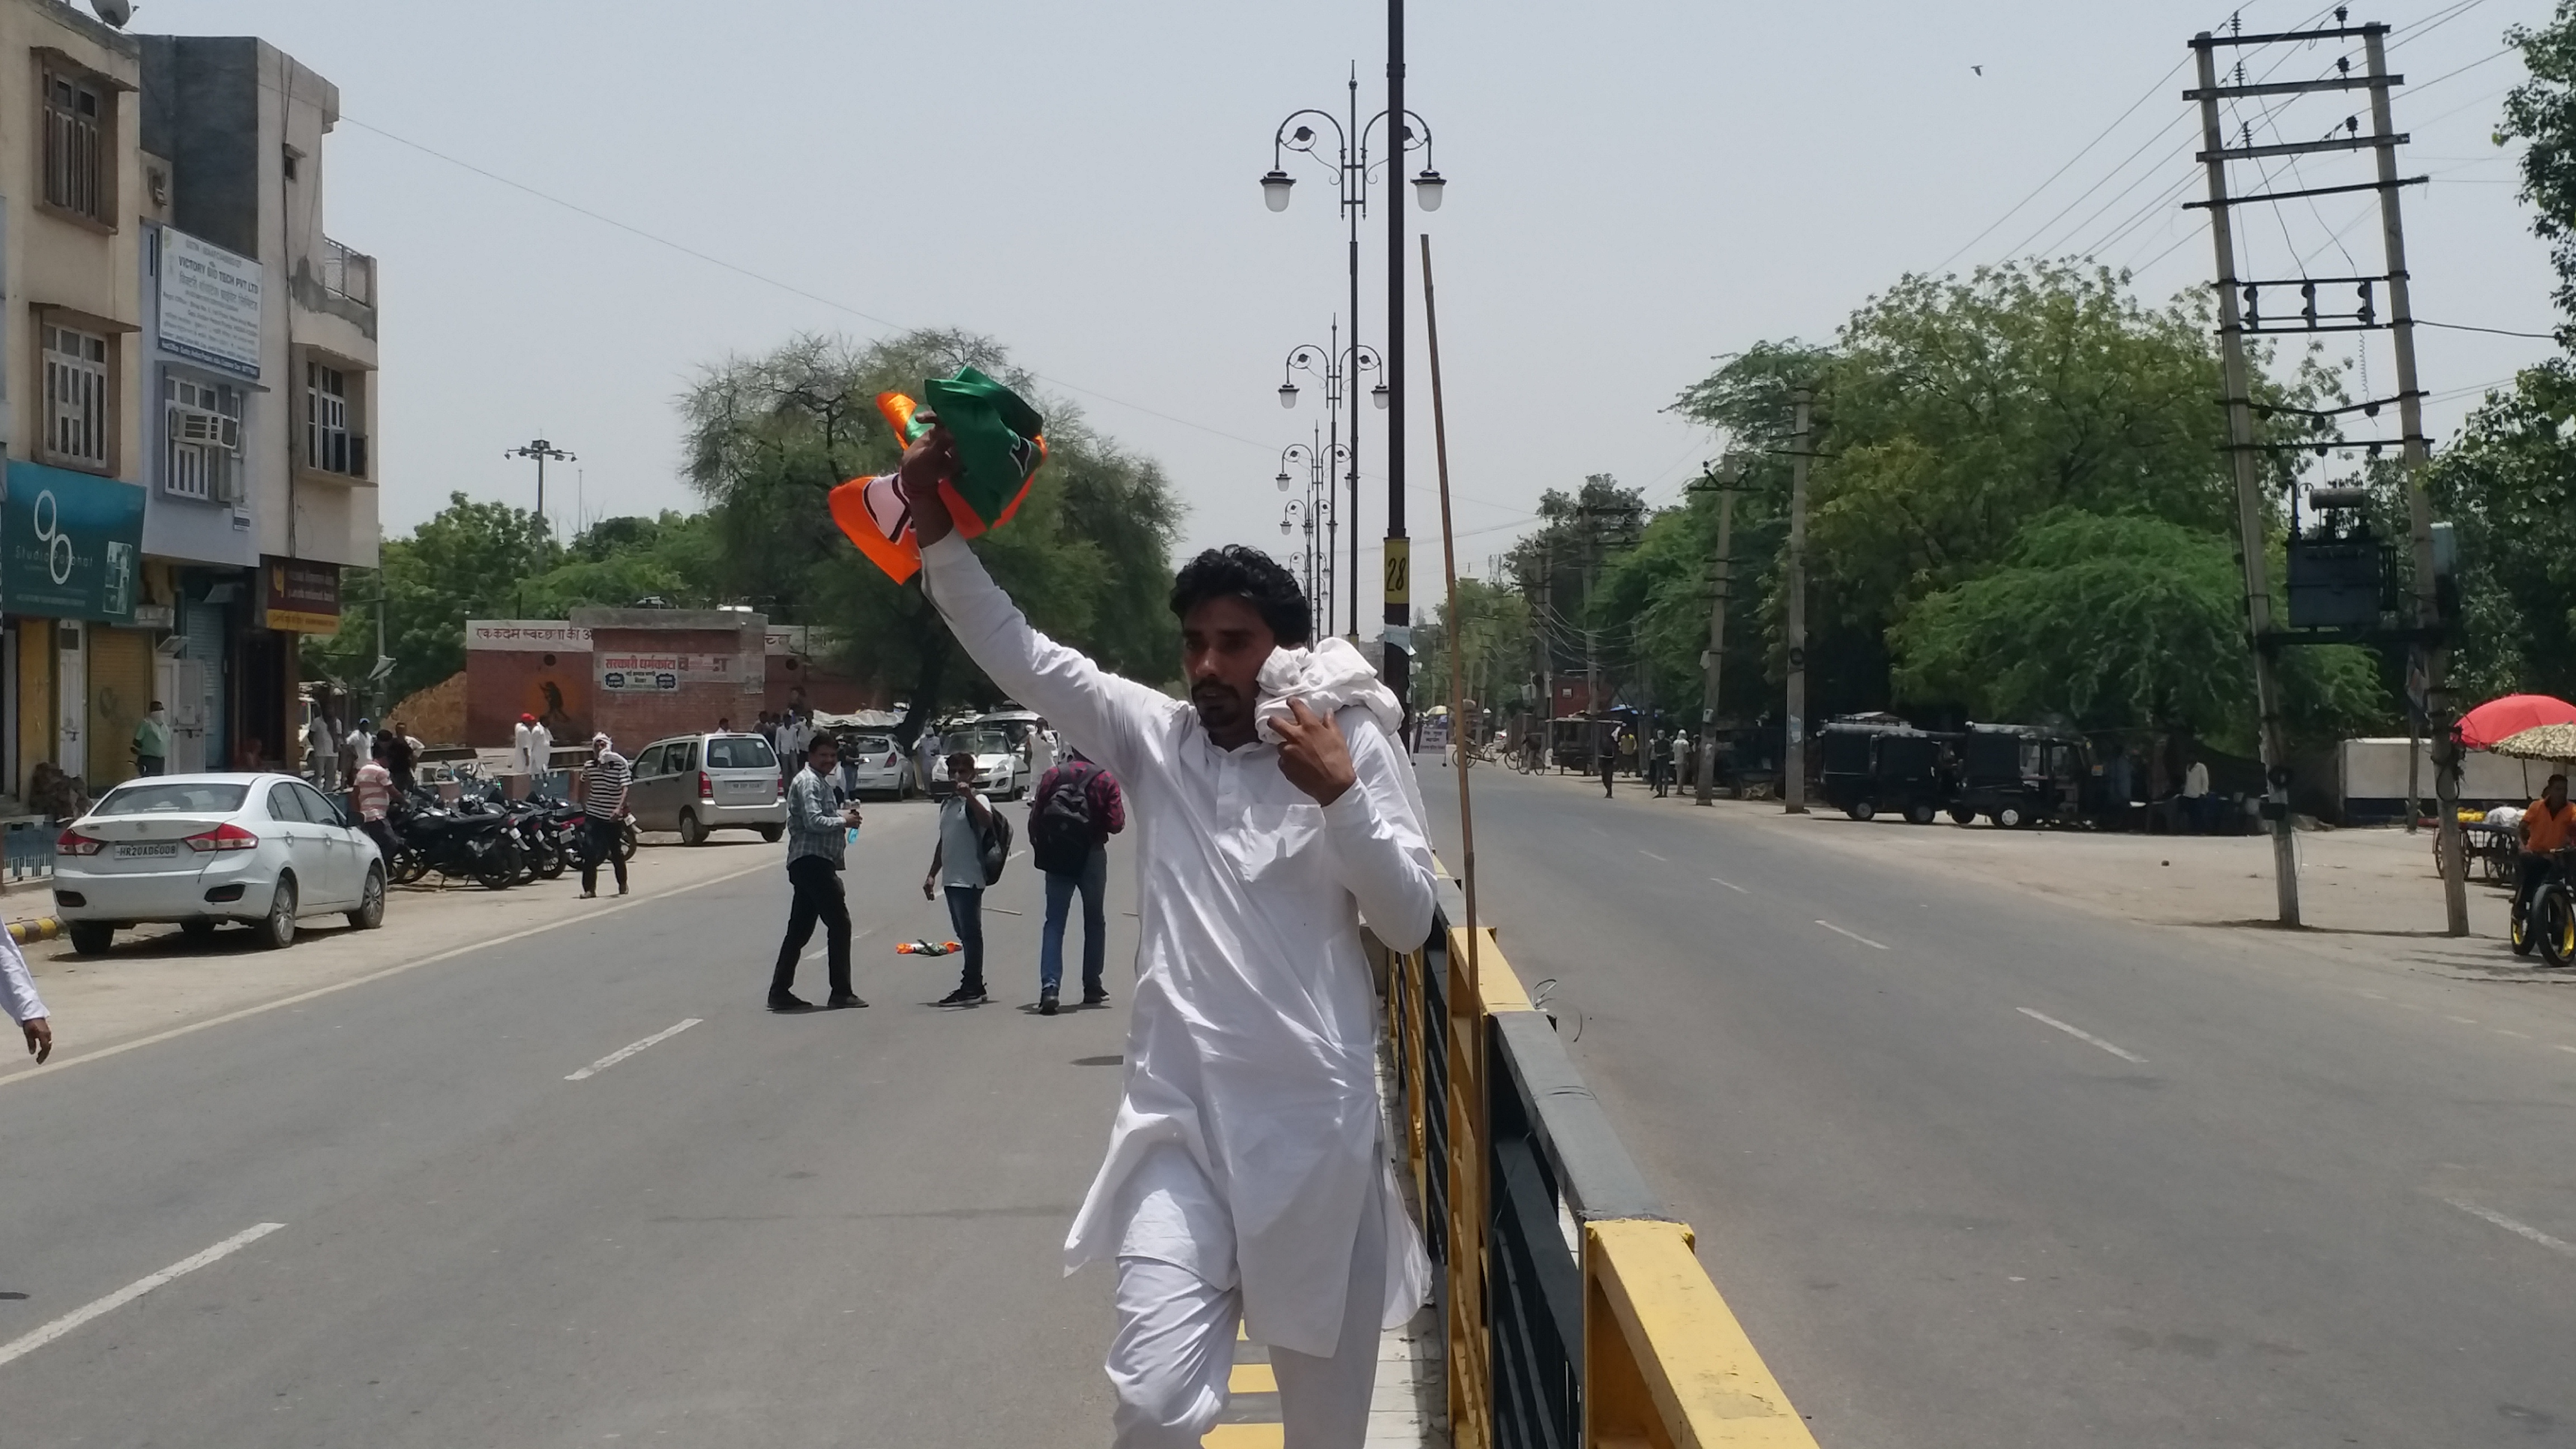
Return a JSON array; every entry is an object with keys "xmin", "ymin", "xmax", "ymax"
[{"xmin": 3, "ymin": 461, "xmax": 146, "ymax": 622}]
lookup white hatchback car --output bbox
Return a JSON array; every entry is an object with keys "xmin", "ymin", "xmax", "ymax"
[
  {"xmin": 838, "ymin": 732, "xmax": 917, "ymax": 799},
  {"xmin": 53, "ymin": 773, "xmax": 387, "ymax": 955}
]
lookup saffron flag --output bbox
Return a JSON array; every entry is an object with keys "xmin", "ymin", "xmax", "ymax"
[{"xmin": 830, "ymin": 366, "xmax": 1046, "ymax": 584}]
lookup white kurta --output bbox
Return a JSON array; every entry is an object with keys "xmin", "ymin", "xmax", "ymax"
[
  {"xmin": 1, "ymin": 925, "xmax": 47, "ymax": 1025},
  {"xmin": 922, "ymin": 533, "xmax": 1437, "ymax": 1358}
]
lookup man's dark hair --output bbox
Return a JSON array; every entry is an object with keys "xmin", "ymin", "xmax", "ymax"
[
  {"xmin": 1170, "ymin": 546, "xmax": 1310, "ymax": 647},
  {"xmin": 807, "ymin": 733, "xmax": 836, "ymax": 757}
]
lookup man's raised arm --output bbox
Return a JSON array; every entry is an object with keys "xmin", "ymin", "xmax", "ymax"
[{"xmin": 902, "ymin": 428, "xmax": 1172, "ymax": 774}]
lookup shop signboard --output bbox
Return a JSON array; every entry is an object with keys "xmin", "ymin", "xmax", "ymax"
[
  {"xmin": 259, "ymin": 555, "xmax": 341, "ymax": 634},
  {"xmin": 599, "ymin": 653, "xmax": 681, "ymax": 693},
  {"xmin": 158, "ymin": 228, "xmax": 263, "ymax": 380},
  {"xmin": 3, "ymin": 460, "xmax": 144, "ymax": 623}
]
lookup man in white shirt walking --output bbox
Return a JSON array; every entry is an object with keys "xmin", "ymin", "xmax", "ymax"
[
  {"xmin": 304, "ymin": 707, "xmax": 338, "ymax": 791},
  {"xmin": 902, "ymin": 429, "xmax": 1436, "ymax": 1448}
]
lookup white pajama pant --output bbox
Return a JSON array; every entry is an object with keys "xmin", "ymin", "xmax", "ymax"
[{"xmin": 1105, "ymin": 1178, "xmax": 1388, "ymax": 1448}]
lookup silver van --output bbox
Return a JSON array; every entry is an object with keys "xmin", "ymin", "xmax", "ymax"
[{"xmin": 627, "ymin": 732, "xmax": 787, "ymax": 846}]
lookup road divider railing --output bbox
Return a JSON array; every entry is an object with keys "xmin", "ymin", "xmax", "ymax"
[{"xmin": 1376, "ymin": 876, "xmax": 1820, "ymax": 1448}]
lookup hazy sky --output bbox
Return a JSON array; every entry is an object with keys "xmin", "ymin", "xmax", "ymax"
[{"xmin": 140, "ymin": 0, "xmax": 2550, "ymax": 629}]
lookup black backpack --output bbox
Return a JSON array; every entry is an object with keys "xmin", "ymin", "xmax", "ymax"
[
  {"xmin": 1028, "ymin": 764, "xmax": 1097, "ymax": 875},
  {"xmin": 976, "ymin": 803, "xmax": 1014, "ymax": 885}
]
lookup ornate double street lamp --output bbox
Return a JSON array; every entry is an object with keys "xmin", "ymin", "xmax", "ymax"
[
  {"xmin": 1276, "ymin": 328, "xmax": 1379, "ymax": 635},
  {"xmin": 1262, "ymin": 61, "xmax": 1442, "ymax": 664},
  {"xmin": 1276, "ymin": 431, "xmax": 1348, "ymax": 627}
]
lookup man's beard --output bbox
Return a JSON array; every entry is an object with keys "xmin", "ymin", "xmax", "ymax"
[{"xmin": 1191, "ymin": 682, "xmax": 1249, "ymax": 734}]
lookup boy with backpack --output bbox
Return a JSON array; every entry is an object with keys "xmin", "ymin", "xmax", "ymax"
[
  {"xmin": 924, "ymin": 749, "xmax": 1008, "ymax": 1006},
  {"xmin": 1028, "ymin": 747, "xmax": 1126, "ymax": 1015}
]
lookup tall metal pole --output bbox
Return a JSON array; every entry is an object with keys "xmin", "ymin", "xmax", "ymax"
[
  {"xmin": 1346, "ymin": 73, "xmax": 1365, "ymax": 642},
  {"xmin": 2364, "ymin": 24, "xmax": 2466, "ymax": 932},
  {"xmin": 1382, "ymin": 0, "xmax": 1412, "ymax": 698},
  {"xmin": 1783, "ymin": 390, "xmax": 1812, "ymax": 814},
  {"xmin": 1538, "ymin": 540, "xmax": 1554, "ymax": 769},
  {"xmin": 1696, "ymin": 457, "xmax": 1737, "ymax": 805},
  {"xmin": 2192, "ymin": 35, "xmax": 2301, "ymax": 926},
  {"xmin": 1327, "ymin": 317, "xmax": 1346, "ymax": 634}
]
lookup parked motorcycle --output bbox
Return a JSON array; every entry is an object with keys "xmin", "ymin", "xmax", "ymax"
[{"xmin": 387, "ymin": 788, "xmax": 522, "ymax": 890}]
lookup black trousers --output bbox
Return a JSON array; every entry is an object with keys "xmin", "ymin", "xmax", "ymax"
[
  {"xmin": 2518, "ymin": 850, "xmax": 2555, "ymax": 917},
  {"xmin": 580, "ymin": 816, "xmax": 627, "ymax": 894},
  {"xmin": 773, "ymin": 855, "xmax": 853, "ymax": 997}
]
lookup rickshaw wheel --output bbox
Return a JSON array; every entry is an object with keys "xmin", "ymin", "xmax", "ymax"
[
  {"xmin": 1848, "ymin": 799, "xmax": 1876, "ymax": 822},
  {"xmin": 1948, "ymin": 806, "xmax": 1976, "ymax": 826},
  {"xmin": 1905, "ymin": 802, "xmax": 1938, "ymax": 826}
]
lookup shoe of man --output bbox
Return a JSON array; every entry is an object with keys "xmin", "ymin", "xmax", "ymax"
[
  {"xmin": 617, "ymin": 884, "xmax": 629, "ymax": 897},
  {"xmin": 769, "ymin": 992, "xmax": 817, "ymax": 1013},
  {"xmin": 826, "ymin": 992, "xmax": 869, "ymax": 1010},
  {"xmin": 1039, "ymin": 988, "xmax": 1060, "ymax": 1016},
  {"xmin": 935, "ymin": 987, "xmax": 989, "ymax": 1007},
  {"xmin": 580, "ymin": 890, "xmax": 597, "ymax": 900},
  {"xmin": 1082, "ymin": 989, "xmax": 1110, "ymax": 1007}
]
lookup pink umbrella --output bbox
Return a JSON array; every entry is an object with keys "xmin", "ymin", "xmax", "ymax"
[{"xmin": 2457, "ymin": 693, "xmax": 2576, "ymax": 750}]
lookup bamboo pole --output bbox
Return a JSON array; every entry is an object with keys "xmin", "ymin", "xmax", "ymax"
[{"xmin": 1419, "ymin": 234, "xmax": 1478, "ymax": 1002}]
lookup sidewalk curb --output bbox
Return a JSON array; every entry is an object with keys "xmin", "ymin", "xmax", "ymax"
[{"xmin": 8, "ymin": 917, "xmax": 63, "ymax": 945}]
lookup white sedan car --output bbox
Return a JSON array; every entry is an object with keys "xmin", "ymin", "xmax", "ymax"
[
  {"xmin": 53, "ymin": 773, "xmax": 387, "ymax": 955},
  {"xmin": 929, "ymin": 729, "xmax": 1027, "ymax": 799}
]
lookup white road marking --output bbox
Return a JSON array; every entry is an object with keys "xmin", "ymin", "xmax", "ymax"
[
  {"xmin": 1815, "ymin": 920, "xmax": 1888, "ymax": 951},
  {"xmin": 1637, "ymin": 850, "xmax": 1668, "ymax": 863},
  {"xmin": 2555, "ymin": 1044, "xmax": 2576, "ymax": 1055},
  {"xmin": 1, "ymin": 853, "xmax": 783, "ymax": 1091},
  {"xmin": 2017, "ymin": 1007, "xmax": 2148, "ymax": 1064},
  {"xmin": 802, "ymin": 925, "xmax": 880, "ymax": 962},
  {"xmin": 1710, "ymin": 877, "xmax": 1748, "ymax": 894},
  {"xmin": 2445, "ymin": 1015, "xmax": 2478, "ymax": 1025},
  {"xmin": 565, "ymin": 1019, "xmax": 702, "ymax": 1081},
  {"xmin": 0, "ymin": 1223, "xmax": 286, "ymax": 1369},
  {"xmin": 2439, "ymin": 1196, "xmax": 2576, "ymax": 1258},
  {"xmin": 2356, "ymin": 989, "xmax": 2389, "ymax": 1000},
  {"xmin": 2496, "ymin": 1029, "xmax": 2532, "ymax": 1040}
]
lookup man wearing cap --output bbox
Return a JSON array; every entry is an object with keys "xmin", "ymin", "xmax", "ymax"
[
  {"xmin": 575, "ymin": 732, "xmax": 632, "ymax": 898},
  {"xmin": 512, "ymin": 711, "xmax": 554, "ymax": 794}
]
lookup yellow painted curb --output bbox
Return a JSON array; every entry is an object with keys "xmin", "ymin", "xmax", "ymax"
[{"xmin": 8, "ymin": 917, "xmax": 62, "ymax": 945}]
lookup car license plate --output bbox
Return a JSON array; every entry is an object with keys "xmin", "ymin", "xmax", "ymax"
[
  {"xmin": 721, "ymin": 780, "xmax": 766, "ymax": 801},
  {"xmin": 114, "ymin": 842, "xmax": 180, "ymax": 859}
]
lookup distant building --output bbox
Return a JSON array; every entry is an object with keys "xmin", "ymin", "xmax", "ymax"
[{"xmin": 462, "ymin": 619, "xmax": 874, "ymax": 749}]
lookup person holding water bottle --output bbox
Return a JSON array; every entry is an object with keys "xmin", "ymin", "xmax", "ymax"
[{"xmin": 769, "ymin": 732, "xmax": 865, "ymax": 1013}]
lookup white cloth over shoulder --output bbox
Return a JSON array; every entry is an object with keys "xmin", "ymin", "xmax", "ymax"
[
  {"xmin": 1253, "ymin": 636, "xmax": 1431, "ymax": 836},
  {"xmin": 1, "ymin": 926, "xmax": 46, "ymax": 1024},
  {"xmin": 920, "ymin": 532, "xmax": 1436, "ymax": 1359}
]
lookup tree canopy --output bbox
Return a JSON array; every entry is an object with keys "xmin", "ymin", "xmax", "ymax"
[{"xmin": 309, "ymin": 329, "xmax": 1186, "ymax": 735}]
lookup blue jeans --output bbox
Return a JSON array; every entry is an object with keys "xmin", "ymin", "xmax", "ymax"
[
  {"xmin": 1040, "ymin": 846, "xmax": 1108, "ymax": 997},
  {"xmin": 944, "ymin": 884, "xmax": 986, "ymax": 993}
]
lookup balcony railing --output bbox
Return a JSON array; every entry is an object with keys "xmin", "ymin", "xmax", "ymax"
[
  {"xmin": 320, "ymin": 238, "xmax": 375, "ymax": 310},
  {"xmin": 1376, "ymin": 876, "xmax": 1822, "ymax": 1449}
]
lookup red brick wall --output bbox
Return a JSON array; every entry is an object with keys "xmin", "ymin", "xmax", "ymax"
[
  {"xmin": 765, "ymin": 655, "xmax": 880, "ymax": 715},
  {"xmin": 589, "ymin": 626, "xmax": 765, "ymax": 750},
  {"xmin": 466, "ymin": 650, "xmax": 594, "ymax": 749}
]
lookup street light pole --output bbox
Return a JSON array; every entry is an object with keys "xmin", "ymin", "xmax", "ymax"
[
  {"xmin": 1280, "ymin": 328, "xmax": 1381, "ymax": 635},
  {"xmin": 1261, "ymin": 58, "xmax": 1442, "ymax": 655},
  {"xmin": 504, "ymin": 438, "xmax": 576, "ymax": 533},
  {"xmin": 1385, "ymin": 0, "xmax": 1407, "ymax": 701}
]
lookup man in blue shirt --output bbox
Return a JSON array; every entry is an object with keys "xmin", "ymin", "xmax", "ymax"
[{"xmin": 772, "ymin": 733, "xmax": 865, "ymax": 1013}]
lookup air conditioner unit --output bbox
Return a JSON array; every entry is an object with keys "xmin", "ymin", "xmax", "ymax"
[{"xmin": 172, "ymin": 406, "xmax": 240, "ymax": 451}]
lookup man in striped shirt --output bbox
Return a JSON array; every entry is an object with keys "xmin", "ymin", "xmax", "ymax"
[{"xmin": 576, "ymin": 732, "xmax": 632, "ymax": 898}]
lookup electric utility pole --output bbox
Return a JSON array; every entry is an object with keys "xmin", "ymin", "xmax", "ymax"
[
  {"xmin": 2360, "ymin": 23, "xmax": 2466, "ymax": 932},
  {"xmin": 1783, "ymin": 389, "xmax": 1813, "ymax": 814},
  {"xmin": 2189, "ymin": 31, "xmax": 2304, "ymax": 926},
  {"xmin": 1694, "ymin": 456, "xmax": 1739, "ymax": 805},
  {"xmin": 1382, "ymin": 0, "xmax": 1410, "ymax": 704}
]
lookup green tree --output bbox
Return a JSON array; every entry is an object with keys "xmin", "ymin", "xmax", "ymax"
[
  {"xmin": 303, "ymin": 493, "xmax": 560, "ymax": 704},
  {"xmin": 681, "ymin": 329, "xmax": 1183, "ymax": 740},
  {"xmin": 1888, "ymin": 510, "xmax": 2381, "ymax": 750}
]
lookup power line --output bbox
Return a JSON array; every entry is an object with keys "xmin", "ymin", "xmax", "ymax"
[
  {"xmin": 1930, "ymin": 56, "xmax": 2191, "ymax": 273},
  {"xmin": 335, "ymin": 114, "xmax": 1290, "ymax": 458}
]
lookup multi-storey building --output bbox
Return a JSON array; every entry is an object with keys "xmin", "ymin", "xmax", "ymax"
[{"xmin": 0, "ymin": 0, "xmax": 378, "ymax": 802}]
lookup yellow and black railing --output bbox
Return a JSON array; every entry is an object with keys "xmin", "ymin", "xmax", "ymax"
[{"xmin": 1379, "ymin": 877, "xmax": 1820, "ymax": 1448}]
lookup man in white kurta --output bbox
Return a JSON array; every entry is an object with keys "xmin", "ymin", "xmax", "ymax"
[
  {"xmin": 903, "ymin": 441, "xmax": 1436, "ymax": 1447},
  {"xmin": 3, "ymin": 922, "xmax": 53, "ymax": 1066}
]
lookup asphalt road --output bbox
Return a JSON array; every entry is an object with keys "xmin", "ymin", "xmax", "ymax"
[
  {"xmin": 0, "ymin": 799, "xmax": 1135, "ymax": 1448},
  {"xmin": 1419, "ymin": 763, "xmax": 2576, "ymax": 1448}
]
